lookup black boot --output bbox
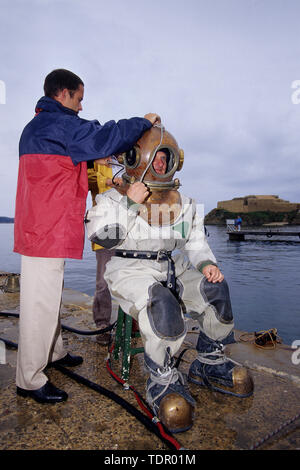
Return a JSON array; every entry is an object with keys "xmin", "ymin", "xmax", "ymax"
[
  {"xmin": 17, "ymin": 381, "xmax": 68, "ymax": 403},
  {"xmin": 145, "ymin": 352, "xmax": 195, "ymax": 433},
  {"xmin": 188, "ymin": 331, "xmax": 254, "ymax": 397}
]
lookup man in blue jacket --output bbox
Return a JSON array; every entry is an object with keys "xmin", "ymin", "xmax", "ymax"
[{"xmin": 14, "ymin": 68, "xmax": 160, "ymax": 403}]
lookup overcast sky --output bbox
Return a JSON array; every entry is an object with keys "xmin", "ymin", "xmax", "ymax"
[{"xmin": 1, "ymin": 0, "xmax": 300, "ymax": 217}]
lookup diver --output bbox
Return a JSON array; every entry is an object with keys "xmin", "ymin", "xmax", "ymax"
[{"xmin": 85, "ymin": 124, "xmax": 254, "ymax": 433}]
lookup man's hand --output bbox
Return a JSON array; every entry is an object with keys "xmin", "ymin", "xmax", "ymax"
[
  {"xmin": 94, "ymin": 156, "xmax": 112, "ymax": 167},
  {"xmin": 127, "ymin": 182, "xmax": 149, "ymax": 204},
  {"xmin": 202, "ymin": 265, "xmax": 224, "ymax": 283},
  {"xmin": 144, "ymin": 113, "xmax": 161, "ymax": 126}
]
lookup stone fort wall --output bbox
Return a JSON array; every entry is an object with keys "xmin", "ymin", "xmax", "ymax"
[{"xmin": 217, "ymin": 195, "xmax": 300, "ymax": 213}]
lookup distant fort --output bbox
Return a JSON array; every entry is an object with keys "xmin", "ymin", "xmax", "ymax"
[
  {"xmin": 205, "ymin": 195, "xmax": 300, "ymax": 226},
  {"xmin": 217, "ymin": 195, "xmax": 300, "ymax": 213}
]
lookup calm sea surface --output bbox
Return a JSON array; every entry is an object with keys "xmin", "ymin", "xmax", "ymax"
[{"xmin": 1, "ymin": 223, "xmax": 299, "ymax": 345}]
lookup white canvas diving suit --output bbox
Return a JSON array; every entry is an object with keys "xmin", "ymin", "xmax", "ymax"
[{"xmin": 86, "ymin": 188, "xmax": 234, "ymax": 368}]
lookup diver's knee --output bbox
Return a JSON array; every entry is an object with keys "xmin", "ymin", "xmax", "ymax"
[
  {"xmin": 201, "ymin": 278, "xmax": 233, "ymax": 323},
  {"xmin": 147, "ymin": 283, "xmax": 186, "ymax": 339}
]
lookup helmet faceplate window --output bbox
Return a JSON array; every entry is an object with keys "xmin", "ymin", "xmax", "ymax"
[{"xmin": 150, "ymin": 146, "xmax": 179, "ymax": 180}]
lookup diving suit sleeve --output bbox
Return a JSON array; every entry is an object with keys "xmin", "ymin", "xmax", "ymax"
[
  {"xmin": 85, "ymin": 191, "xmax": 140, "ymax": 249},
  {"xmin": 183, "ymin": 205, "xmax": 217, "ymax": 271}
]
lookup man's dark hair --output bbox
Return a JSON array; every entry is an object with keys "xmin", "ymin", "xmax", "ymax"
[{"xmin": 44, "ymin": 69, "xmax": 84, "ymax": 98}]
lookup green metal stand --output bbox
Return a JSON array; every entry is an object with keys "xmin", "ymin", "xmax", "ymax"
[{"xmin": 113, "ymin": 306, "xmax": 144, "ymax": 381}]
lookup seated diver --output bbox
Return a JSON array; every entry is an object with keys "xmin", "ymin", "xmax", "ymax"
[{"xmin": 85, "ymin": 125, "xmax": 254, "ymax": 433}]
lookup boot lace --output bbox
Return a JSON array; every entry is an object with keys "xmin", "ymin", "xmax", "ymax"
[
  {"xmin": 147, "ymin": 366, "xmax": 185, "ymax": 406},
  {"xmin": 196, "ymin": 343, "xmax": 241, "ymax": 366}
]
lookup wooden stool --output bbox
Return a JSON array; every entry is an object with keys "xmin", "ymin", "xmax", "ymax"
[{"xmin": 113, "ymin": 306, "xmax": 144, "ymax": 381}]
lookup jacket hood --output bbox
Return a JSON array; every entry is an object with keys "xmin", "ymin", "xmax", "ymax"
[{"xmin": 35, "ymin": 96, "xmax": 77, "ymax": 116}]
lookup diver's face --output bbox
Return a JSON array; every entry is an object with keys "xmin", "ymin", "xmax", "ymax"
[{"xmin": 153, "ymin": 151, "xmax": 167, "ymax": 175}]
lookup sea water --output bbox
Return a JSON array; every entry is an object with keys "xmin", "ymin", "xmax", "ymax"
[{"xmin": 1, "ymin": 223, "xmax": 299, "ymax": 346}]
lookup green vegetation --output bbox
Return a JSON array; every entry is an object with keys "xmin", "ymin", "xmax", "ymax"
[{"xmin": 204, "ymin": 208, "xmax": 298, "ymax": 226}]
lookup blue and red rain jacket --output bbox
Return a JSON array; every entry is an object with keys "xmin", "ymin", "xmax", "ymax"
[{"xmin": 14, "ymin": 96, "xmax": 152, "ymax": 259}]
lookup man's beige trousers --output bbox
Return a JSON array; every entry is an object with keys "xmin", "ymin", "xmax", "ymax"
[{"xmin": 16, "ymin": 256, "xmax": 66, "ymax": 390}]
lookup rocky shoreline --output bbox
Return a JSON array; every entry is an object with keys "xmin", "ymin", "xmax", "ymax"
[{"xmin": 204, "ymin": 208, "xmax": 300, "ymax": 226}]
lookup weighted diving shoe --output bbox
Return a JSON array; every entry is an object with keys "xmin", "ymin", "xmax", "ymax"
[
  {"xmin": 188, "ymin": 331, "xmax": 254, "ymax": 397},
  {"xmin": 49, "ymin": 353, "xmax": 83, "ymax": 367},
  {"xmin": 17, "ymin": 381, "xmax": 68, "ymax": 403},
  {"xmin": 145, "ymin": 354, "xmax": 195, "ymax": 433}
]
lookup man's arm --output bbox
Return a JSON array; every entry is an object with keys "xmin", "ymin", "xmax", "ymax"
[{"xmin": 69, "ymin": 114, "xmax": 160, "ymax": 165}]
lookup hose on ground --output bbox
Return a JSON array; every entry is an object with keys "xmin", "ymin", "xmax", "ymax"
[
  {"xmin": 0, "ymin": 335, "xmax": 181, "ymax": 451},
  {"xmin": 0, "ymin": 311, "xmax": 115, "ymax": 335}
]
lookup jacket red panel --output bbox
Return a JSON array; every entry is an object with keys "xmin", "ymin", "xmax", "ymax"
[{"xmin": 14, "ymin": 154, "xmax": 88, "ymax": 259}]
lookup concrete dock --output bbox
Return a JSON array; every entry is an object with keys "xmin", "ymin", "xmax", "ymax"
[
  {"xmin": 227, "ymin": 229, "xmax": 300, "ymax": 241},
  {"xmin": 0, "ymin": 271, "xmax": 300, "ymax": 451}
]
